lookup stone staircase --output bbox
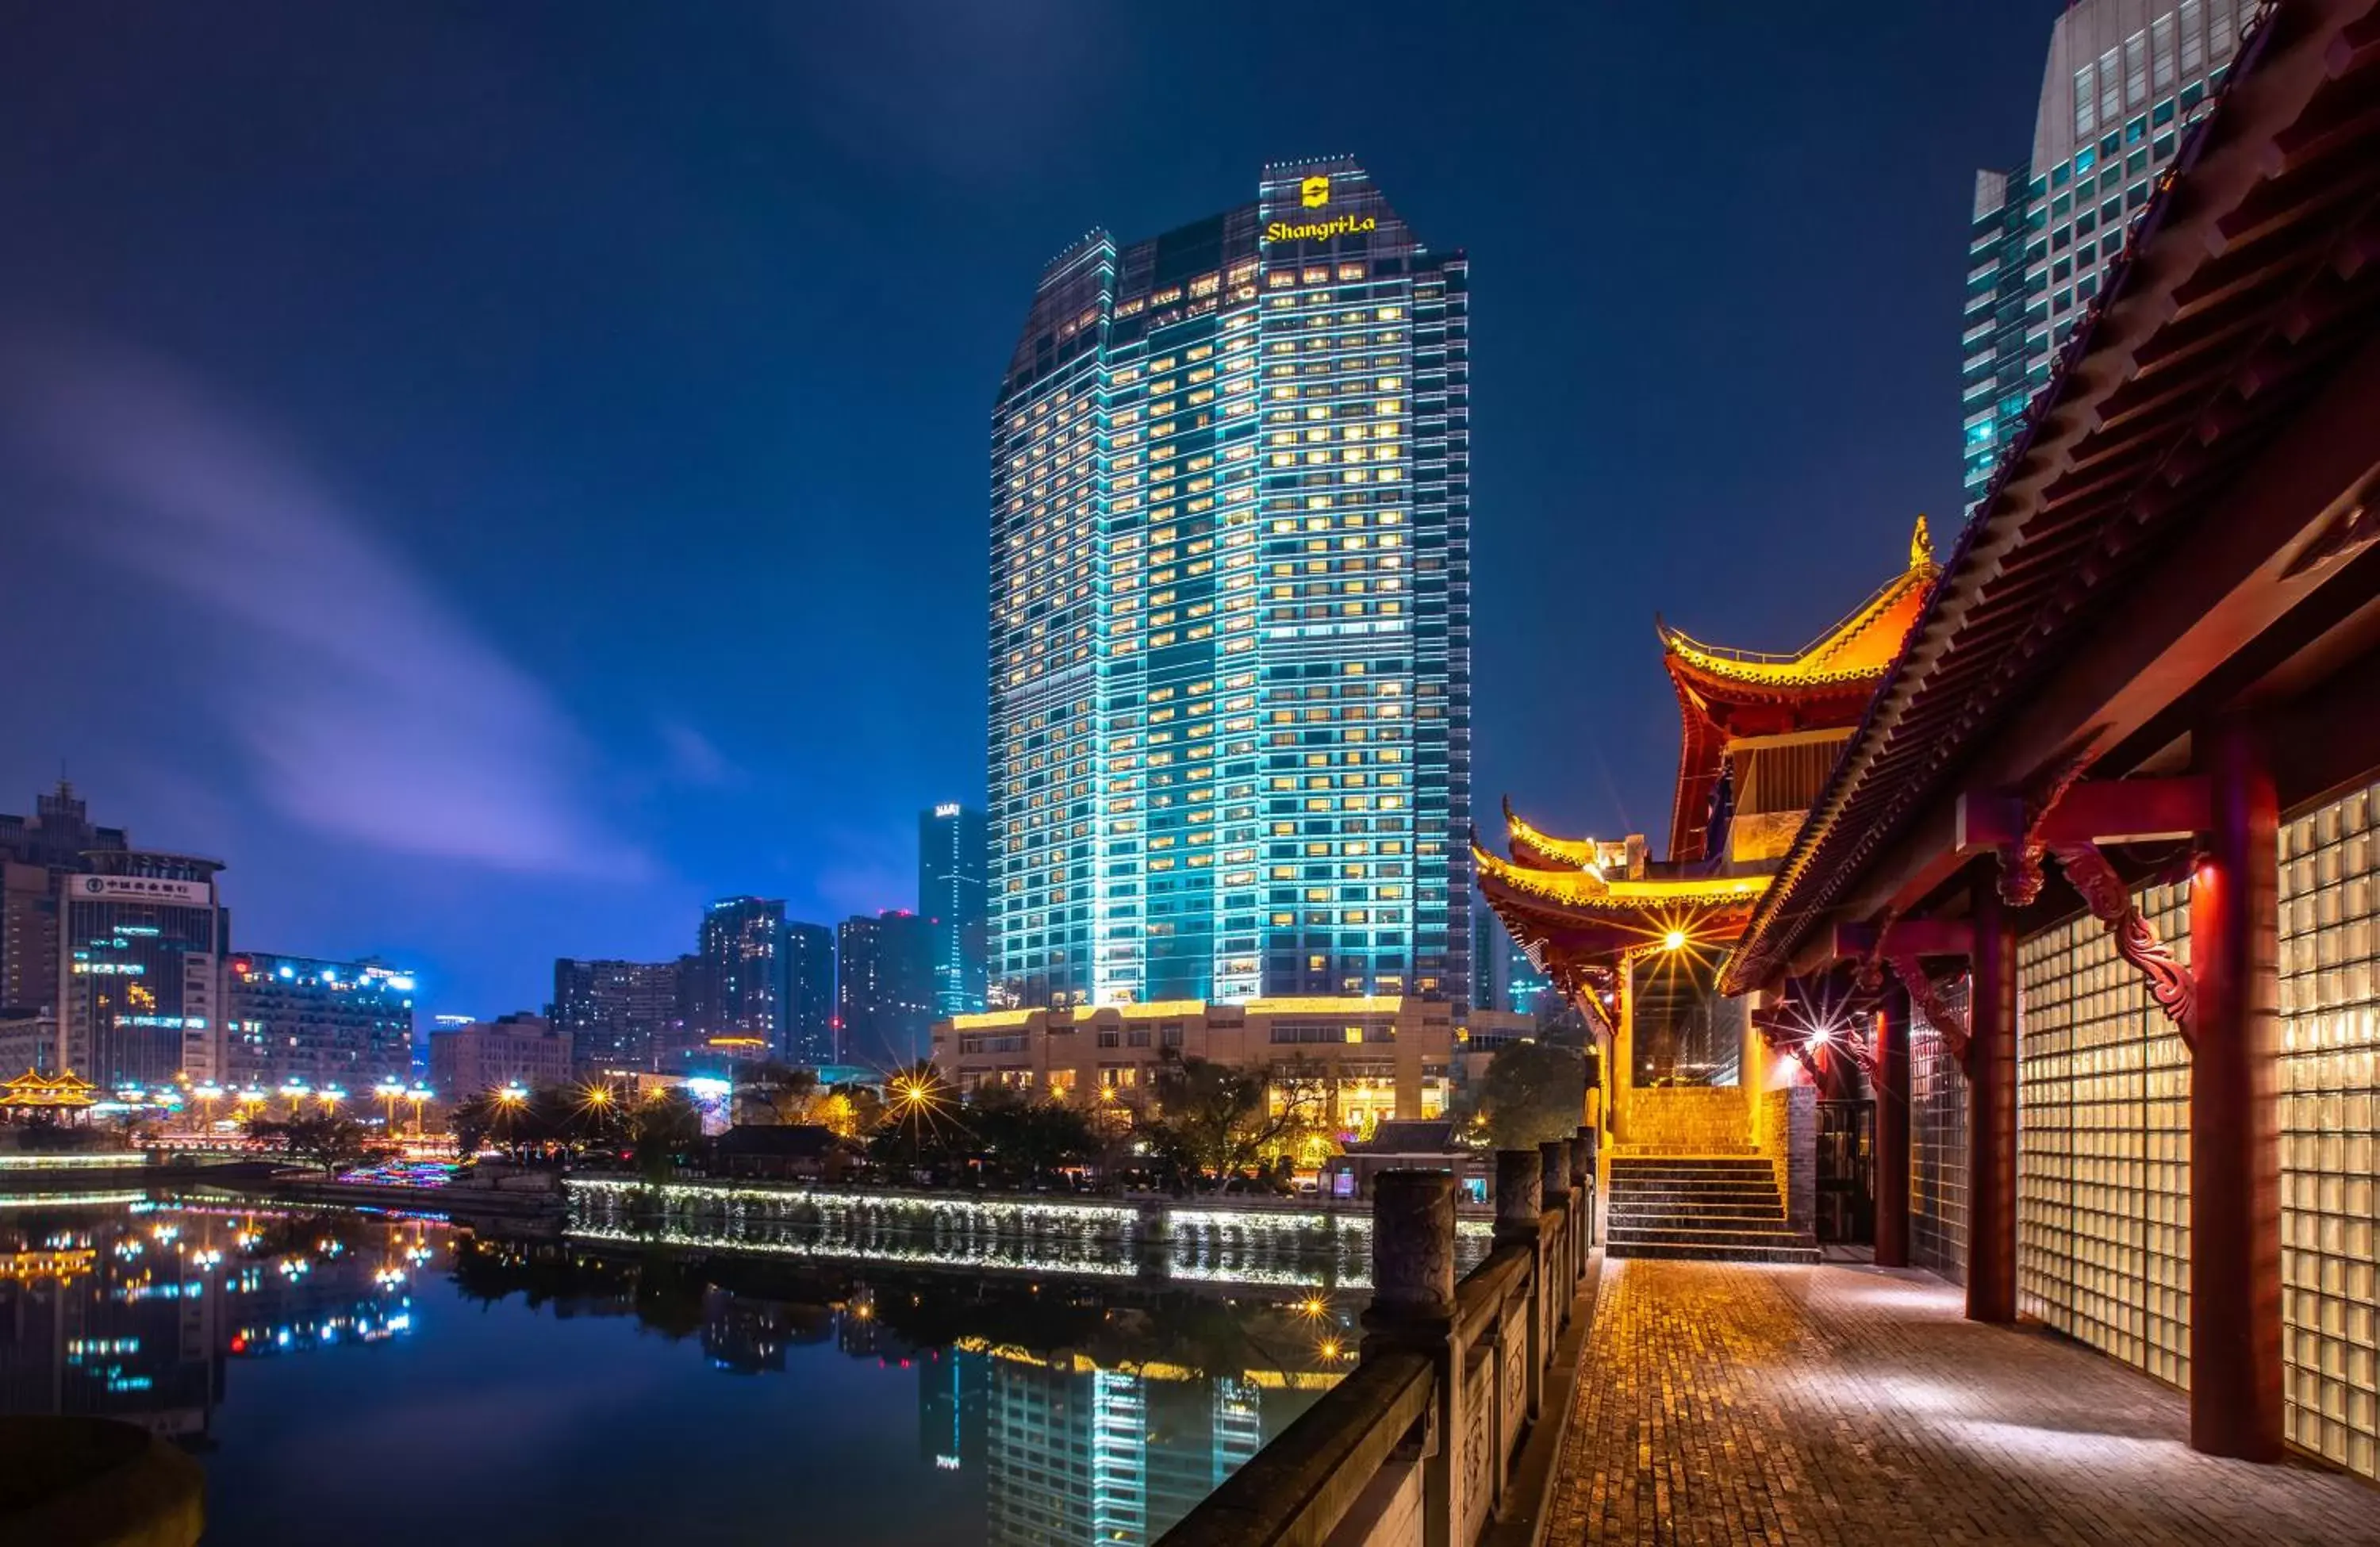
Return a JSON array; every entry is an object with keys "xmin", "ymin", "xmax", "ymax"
[{"xmin": 1604, "ymin": 1154, "xmax": 1819, "ymax": 1263}]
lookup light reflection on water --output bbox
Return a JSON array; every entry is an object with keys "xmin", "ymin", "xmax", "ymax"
[{"xmin": 0, "ymin": 1192, "xmax": 1461, "ymax": 1545}]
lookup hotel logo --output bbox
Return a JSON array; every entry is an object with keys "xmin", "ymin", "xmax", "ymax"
[
  {"xmin": 1300, "ymin": 175, "xmax": 1330, "ymax": 208},
  {"xmin": 1264, "ymin": 212, "xmax": 1378, "ymax": 244}
]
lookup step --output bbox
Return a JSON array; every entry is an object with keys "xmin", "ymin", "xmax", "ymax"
[
  {"xmin": 1609, "ymin": 1161, "xmax": 1780, "ymax": 1176},
  {"xmin": 1609, "ymin": 1160, "xmax": 1775, "ymax": 1173},
  {"xmin": 1608, "ymin": 1238, "xmax": 1821, "ymax": 1265},
  {"xmin": 1606, "ymin": 1223, "xmax": 1814, "ymax": 1250},
  {"xmin": 1606, "ymin": 1184, "xmax": 1783, "ymax": 1202},
  {"xmin": 1608, "ymin": 1205, "xmax": 1787, "ymax": 1225}
]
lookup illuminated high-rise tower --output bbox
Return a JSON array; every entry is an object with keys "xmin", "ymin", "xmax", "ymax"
[
  {"xmin": 1963, "ymin": 0, "xmax": 2257, "ymax": 508},
  {"xmin": 988, "ymin": 159, "xmax": 1470, "ymax": 1010}
]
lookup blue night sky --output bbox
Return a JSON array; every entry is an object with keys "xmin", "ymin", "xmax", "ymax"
[{"xmin": 0, "ymin": 2, "xmax": 2061, "ymax": 1018}]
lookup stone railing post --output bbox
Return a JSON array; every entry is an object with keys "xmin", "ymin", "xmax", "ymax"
[
  {"xmin": 1576, "ymin": 1124, "xmax": 1599, "ymax": 1250},
  {"xmin": 1361, "ymin": 1169, "xmax": 1458, "ymax": 1547},
  {"xmin": 1564, "ymin": 1134, "xmax": 1589, "ymax": 1284},
  {"xmin": 1493, "ymin": 1148, "xmax": 1545, "ymax": 1424},
  {"xmin": 1538, "ymin": 1141, "xmax": 1570, "ymax": 1331}
]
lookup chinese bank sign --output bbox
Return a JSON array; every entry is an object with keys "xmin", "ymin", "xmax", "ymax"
[
  {"xmin": 1264, "ymin": 175, "xmax": 1377, "ymax": 244},
  {"xmin": 76, "ymin": 875, "xmax": 212, "ymax": 906}
]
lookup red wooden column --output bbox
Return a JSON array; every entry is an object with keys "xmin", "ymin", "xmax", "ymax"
[
  {"xmin": 1874, "ymin": 984, "xmax": 1911, "ymax": 1269},
  {"xmin": 1967, "ymin": 875, "xmax": 2018, "ymax": 1323},
  {"xmin": 2189, "ymin": 720, "xmax": 2283, "ymax": 1460}
]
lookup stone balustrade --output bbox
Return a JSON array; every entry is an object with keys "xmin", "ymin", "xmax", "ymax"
[{"xmin": 1157, "ymin": 1127, "xmax": 1598, "ymax": 1547}]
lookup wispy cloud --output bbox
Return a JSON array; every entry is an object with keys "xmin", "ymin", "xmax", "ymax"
[
  {"xmin": 0, "ymin": 332, "xmax": 643, "ymax": 879},
  {"xmin": 656, "ymin": 719, "xmax": 741, "ymax": 790}
]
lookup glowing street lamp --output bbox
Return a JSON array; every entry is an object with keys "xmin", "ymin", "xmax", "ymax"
[
  {"xmin": 318, "ymin": 1086, "xmax": 346, "ymax": 1113},
  {"xmin": 192, "ymin": 1084, "xmax": 225, "ymax": 1133},
  {"xmin": 408, "ymin": 1084, "xmax": 432, "ymax": 1138},
  {"xmin": 279, "ymin": 1081, "xmax": 309, "ymax": 1115},
  {"xmin": 374, "ymin": 1081, "xmax": 405, "ymax": 1129}
]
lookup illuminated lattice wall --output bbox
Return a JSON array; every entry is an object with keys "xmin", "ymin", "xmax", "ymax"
[
  {"xmin": 2016, "ymin": 883, "xmax": 2192, "ymax": 1389},
  {"xmin": 1910, "ymin": 981, "xmax": 1969, "ymax": 1284},
  {"xmin": 2278, "ymin": 781, "xmax": 2380, "ymax": 1481}
]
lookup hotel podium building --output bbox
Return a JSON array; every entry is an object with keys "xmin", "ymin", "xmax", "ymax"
[{"xmin": 988, "ymin": 159, "xmax": 1471, "ymax": 1015}]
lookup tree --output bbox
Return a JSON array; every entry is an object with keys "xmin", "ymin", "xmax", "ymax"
[
  {"xmin": 626, "ymin": 1090, "xmax": 704, "ymax": 1184},
  {"xmin": 869, "ymin": 1061, "xmax": 961, "ymax": 1178},
  {"xmin": 244, "ymin": 1111, "xmax": 385, "ymax": 1177},
  {"xmin": 1143, "ymin": 1055, "xmax": 1331, "ymax": 1191},
  {"xmin": 733, "ymin": 1063, "xmax": 819, "ymax": 1127},
  {"xmin": 1457, "ymin": 1042, "xmax": 1587, "ymax": 1151},
  {"xmin": 968, "ymin": 1087, "xmax": 1096, "ymax": 1186}
]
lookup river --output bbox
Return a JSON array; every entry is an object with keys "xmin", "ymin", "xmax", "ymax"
[{"xmin": 0, "ymin": 1189, "xmax": 1458, "ymax": 1545}]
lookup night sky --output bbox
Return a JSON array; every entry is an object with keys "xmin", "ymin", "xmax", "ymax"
[{"xmin": 0, "ymin": 2, "xmax": 2063, "ymax": 1018}]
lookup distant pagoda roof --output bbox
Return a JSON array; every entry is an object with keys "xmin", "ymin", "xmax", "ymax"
[
  {"xmin": 1499, "ymin": 798, "xmax": 1612, "ymax": 872},
  {"xmin": 1473, "ymin": 836, "xmax": 1767, "ymax": 1039},
  {"xmin": 0, "ymin": 1069, "xmax": 98, "ymax": 1108},
  {"xmin": 1662, "ymin": 518, "xmax": 1937, "ymax": 861}
]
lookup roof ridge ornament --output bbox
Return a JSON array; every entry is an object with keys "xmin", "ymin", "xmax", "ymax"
[{"xmin": 1910, "ymin": 514, "xmax": 1933, "ymax": 572}]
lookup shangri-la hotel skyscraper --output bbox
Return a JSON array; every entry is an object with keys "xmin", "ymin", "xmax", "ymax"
[{"xmin": 987, "ymin": 159, "xmax": 1471, "ymax": 1011}]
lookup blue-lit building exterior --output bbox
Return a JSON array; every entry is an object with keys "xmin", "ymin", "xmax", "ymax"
[
  {"xmin": 1963, "ymin": 0, "xmax": 2255, "ymax": 508},
  {"xmin": 988, "ymin": 158, "xmax": 1470, "ymax": 1011},
  {"xmin": 783, "ymin": 921, "xmax": 836, "ymax": 1066},
  {"xmin": 225, "ymin": 952, "xmax": 417, "ymax": 1092},
  {"xmin": 918, "ymin": 804, "xmax": 988, "ymax": 1017},
  {"xmin": 59, "ymin": 852, "xmax": 228, "ymax": 1091}
]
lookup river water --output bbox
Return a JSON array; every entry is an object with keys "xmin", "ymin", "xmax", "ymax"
[{"xmin": 0, "ymin": 1191, "xmax": 1438, "ymax": 1545}]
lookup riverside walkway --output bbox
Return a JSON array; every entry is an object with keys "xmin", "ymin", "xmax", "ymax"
[{"xmin": 1544, "ymin": 1259, "xmax": 2380, "ymax": 1546}]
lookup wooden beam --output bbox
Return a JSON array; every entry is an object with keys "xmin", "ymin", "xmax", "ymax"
[
  {"xmin": 1829, "ymin": 916, "xmax": 1975, "ymax": 962},
  {"xmin": 1956, "ymin": 777, "xmax": 2213, "ymax": 851}
]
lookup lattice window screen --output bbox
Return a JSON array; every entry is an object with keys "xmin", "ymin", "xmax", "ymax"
[
  {"xmin": 2017, "ymin": 884, "xmax": 2192, "ymax": 1389},
  {"xmin": 1910, "ymin": 981, "xmax": 1969, "ymax": 1284},
  {"xmin": 2279, "ymin": 780, "xmax": 2380, "ymax": 1482}
]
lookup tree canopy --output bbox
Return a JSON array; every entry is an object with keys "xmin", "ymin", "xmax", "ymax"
[
  {"xmin": 1457, "ymin": 1042, "xmax": 1587, "ymax": 1150},
  {"xmin": 244, "ymin": 1111, "xmax": 386, "ymax": 1176}
]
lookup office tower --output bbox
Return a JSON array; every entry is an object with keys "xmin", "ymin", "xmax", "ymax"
[
  {"xmin": 693, "ymin": 897, "xmax": 785, "ymax": 1052},
  {"xmin": 1963, "ymin": 0, "xmax": 2256, "ymax": 506},
  {"xmin": 427, "ymin": 1012, "xmax": 571, "ymax": 1096},
  {"xmin": 988, "ymin": 158, "xmax": 1471, "ymax": 1012},
  {"xmin": 224, "ymin": 953, "xmax": 416, "ymax": 1092},
  {"xmin": 0, "ymin": 780, "xmax": 129, "ymax": 1012},
  {"xmin": 552, "ymin": 957, "xmax": 684, "ymax": 1073},
  {"xmin": 781, "ymin": 922, "xmax": 836, "ymax": 1066},
  {"xmin": 918, "ymin": 803, "xmax": 988, "ymax": 1017},
  {"xmin": 58, "ymin": 850, "xmax": 229, "ymax": 1088},
  {"xmin": 836, "ymin": 910, "xmax": 935, "ymax": 1070}
]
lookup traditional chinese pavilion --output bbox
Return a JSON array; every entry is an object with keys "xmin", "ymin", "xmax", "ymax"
[
  {"xmin": 0, "ymin": 1069, "xmax": 98, "ymax": 1119},
  {"xmin": 1478, "ymin": 522, "xmax": 1937, "ymax": 1257},
  {"xmin": 1487, "ymin": 0, "xmax": 2380, "ymax": 1482}
]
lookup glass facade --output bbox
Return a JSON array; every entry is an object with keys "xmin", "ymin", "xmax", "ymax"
[
  {"xmin": 225, "ymin": 952, "xmax": 416, "ymax": 1092},
  {"xmin": 1962, "ymin": 0, "xmax": 2255, "ymax": 509},
  {"xmin": 551, "ymin": 957, "xmax": 683, "ymax": 1074},
  {"xmin": 988, "ymin": 159, "xmax": 1470, "ymax": 1011},
  {"xmin": 694, "ymin": 897, "xmax": 785, "ymax": 1051},
  {"xmin": 2278, "ymin": 781, "xmax": 2380, "ymax": 1481},
  {"xmin": 2016, "ymin": 883, "xmax": 2193, "ymax": 1390},
  {"xmin": 919, "ymin": 804, "xmax": 989, "ymax": 1016},
  {"xmin": 59, "ymin": 857, "xmax": 228, "ymax": 1091},
  {"xmin": 1910, "ymin": 981, "xmax": 1970, "ymax": 1284}
]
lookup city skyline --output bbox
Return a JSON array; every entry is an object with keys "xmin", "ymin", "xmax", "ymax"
[{"xmin": 0, "ymin": 4, "xmax": 2065, "ymax": 1016}]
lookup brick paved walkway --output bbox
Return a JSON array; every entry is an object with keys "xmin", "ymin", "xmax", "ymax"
[{"xmin": 1546, "ymin": 1259, "xmax": 2380, "ymax": 1545}]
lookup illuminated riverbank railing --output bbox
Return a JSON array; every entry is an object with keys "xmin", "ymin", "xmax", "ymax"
[
  {"xmin": 0, "ymin": 1153, "xmax": 151, "ymax": 1170},
  {"xmin": 1158, "ymin": 1134, "xmax": 1598, "ymax": 1547},
  {"xmin": 560, "ymin": 1179, "xmax": 1501, "ymax": 1291}
]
